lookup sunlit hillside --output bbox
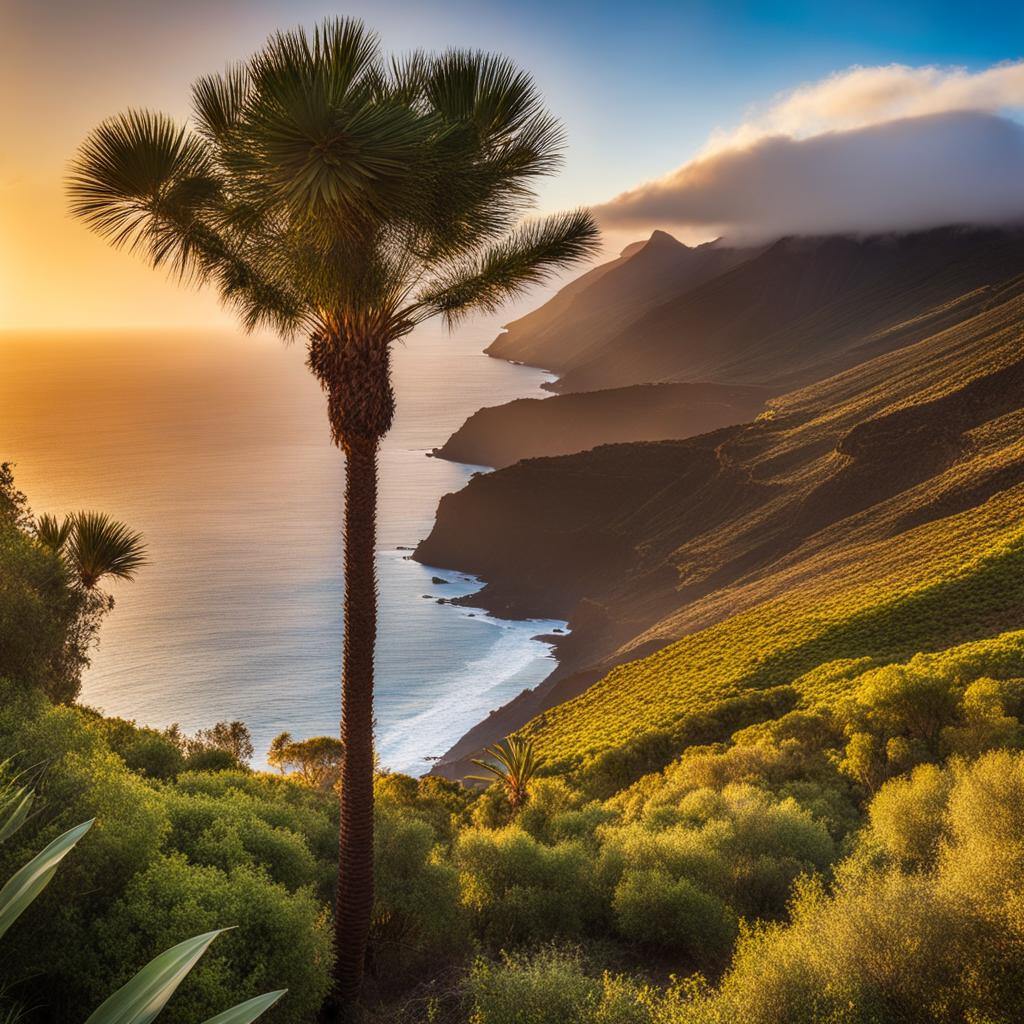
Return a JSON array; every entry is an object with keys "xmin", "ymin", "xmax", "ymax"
[{"xmin": 517, "ymin": 271, "xmax": 1024, "ymax": 770}]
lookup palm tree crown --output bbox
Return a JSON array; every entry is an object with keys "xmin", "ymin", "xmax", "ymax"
[
  {"xmin": 37, "ymin": 511, "xmax": 147, "ymax": 591},
  {"xmin": 469, "ymin": 736, "xmax": 544, "ymax": 809},
  {"xmin": 67, "ymin": 20, "xmax": 600, "ymax": 446}
]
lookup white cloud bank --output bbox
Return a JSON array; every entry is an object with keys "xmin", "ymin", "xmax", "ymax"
[{"xmin": 598, "ymin": 63, "xmax": 1024, "ymax": 240}]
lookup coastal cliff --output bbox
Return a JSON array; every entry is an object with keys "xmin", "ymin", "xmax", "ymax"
[
  {"xmin": 433, "ymin": 382, "xmax": 767, "ymax": 468},
  {"xmin": 418, "ymin": 247, "xmax": 1024, "ymax": 777}
]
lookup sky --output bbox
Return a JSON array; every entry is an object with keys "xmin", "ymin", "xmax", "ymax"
[{"xmin": 3, "ymin": 0, "xmax": 1024, "ymax": 329}]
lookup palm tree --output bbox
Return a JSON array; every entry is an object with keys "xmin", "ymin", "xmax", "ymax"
[
  {"xmin": 469, "ymin": 736, "xmax": 544, "ymax": 810},
  {"xmin": 36, "ymin": 511, "xmax": 147, "ymax": 591},
  {"xmin": 67, "ymin": 18, "xmax": 599, "ymax": 1007}
]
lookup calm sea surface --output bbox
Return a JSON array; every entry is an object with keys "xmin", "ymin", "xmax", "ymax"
[{"xmin": 0, "ymin": 322, "xmax": 564, "ymax": 773}]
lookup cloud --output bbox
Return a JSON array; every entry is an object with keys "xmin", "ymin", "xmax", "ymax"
[
  {"xmin": 597, "ymin": 64, "xmax": 1024, "ymax": 241},
  {"xmin": 705, "ymin": 61, "xmax": 1024, "ymax": 153}
]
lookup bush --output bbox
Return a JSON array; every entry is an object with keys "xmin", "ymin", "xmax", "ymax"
[
  {"xmin": 942, "ymin": 677, "xmax": 1024, "ymax": 757},
  {"xmin": 867, "ymin": 763, "xmax": 953, "ymax": 869},
  {"xmin": 598, "ymin": 784, "xmax": 834, "ymax": 925},
  {"xmin": 517, "ymin": 778, "xmax": 588, "ymax": 844},
  {"xmin": 0, "ymin": 465, "xmax": 103, "ymax": 703},
  {"xmin": 455, "ymin": 827, "xmax": 600, "ymax": 948},
  {"xmin": 0, "ymin": 683, "xmax": 333, "ymax": 1018},
  {"xmin": 467, "ymin": 948, "xmax": 656, "ymax": 1024},
  {"xmin": 612, "ymin": 868, "xmax": 736, "ymax": 962},
  {"xmin": 91, "ymin": 713, "xmax": 185, "ymax": 779},
  {"xmin": 674, "ymin": 752, "xmax": 1024, "ymax": 1023},
  {"xmin": 375, "ymin": 771, "xmax": 473, "ymax": 845},
  {"xmin": 88, "ymin": 854, "xmax": 331, "ymax": 1024},
  {"xmin": 166, "ymin": 790, "xmax": 319, "ymax": 891},
  {"xmin": 373, "ymin": 806, "xmax": 469, "ymax": 983}
]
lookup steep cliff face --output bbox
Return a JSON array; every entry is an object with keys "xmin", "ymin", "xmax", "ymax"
[
  {"xmin": 418, "ymin": 268, "xmax": 1024, "ymax": 777},
  {"xmin": 433, "ymin": 382, "xmax": 768, "ymax": 468}
]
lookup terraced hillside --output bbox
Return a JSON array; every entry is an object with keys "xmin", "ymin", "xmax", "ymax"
[{"xmin": 419, "ymin": 267, "xmax": 1024, "ymax": 776}]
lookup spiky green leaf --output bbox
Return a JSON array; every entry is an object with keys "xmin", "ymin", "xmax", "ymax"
[
  {"xmin": 0, "ymin": 819, "xmax": 94, "ymax": 940},
  {"xmin": 199, "ymin": 990, "xmax": 287, "ymax": 1024},
  {"xmin": 84, "ymin": 929, "xmax": 228, "ymax": 1024}
]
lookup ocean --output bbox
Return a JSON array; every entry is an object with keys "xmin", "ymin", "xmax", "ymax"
[{"xmin": 0, "ymin": 321, "xmax": 564, "ymax": 774}]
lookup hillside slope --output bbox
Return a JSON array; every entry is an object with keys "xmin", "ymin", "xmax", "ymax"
[
  {"xmin": 548, "ymin": 225, "xmax": 1024, "ymax": 394},
  {"xmin": 486, "ymin": 231, "xmax": 757, "ymax": 371},
  {"xmin": 417, "ymin": 269, "xmax": 1024, "ymax": 775},
  {"xmin": 433, "ymin": 382, "xmax": 768, "ymax": 468}
]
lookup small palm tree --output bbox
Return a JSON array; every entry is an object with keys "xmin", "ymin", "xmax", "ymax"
[
  {"xmin": 68, "ymin": 17, "xmax": 598, "ymax": 1006},
  {"xmin": 469, "ymin": 736, "xmax": 543, "ymax": 810},
  {"xmin": 36, "ymin": 512, "xmax": 147, "ymax": 591},
  {"xmin": 35, "ymin": 513, "xmax": 73, "ymax": 553}
]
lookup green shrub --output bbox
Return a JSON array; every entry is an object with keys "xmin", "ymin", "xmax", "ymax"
[
  {"xmin": 467, "ymin": 948, "xmax": 656, "ymax": 1024},
  {"xmin": 517, "ymin": 778, "xmax": 587, "ymax": 844},
  {"xmin": 88, "ymin": 854, "xmax": 330, "ymax": 1024},
  {"xmin": 598, "ymin": 784, "xmax": 834, "ymax": 927},
  {"xmin": 674, "ymin": 752, "xmax": 1024, "ymax": 1023},
  {"xmin": 867, "ymin": 763, "xmax": 953, "ymax": 869},
  {"xmin": 373, "ymin": 806, "xmax": 468, "ymax": 983},
  {"xmin": 455, "ymin": 827, "xmax": 600, "ymax": 948},
  {"xmin": 612, "ymin": 868, "xmax": 736, "ymax": 962},
  {"xmin": 941, "ymin": 677, "xmax": 1024, "ymax": 757},
  {"xmin": 0, "ymin": 685, "xmax": 332, "ymax": 1018},
  {"xmin": 375, "ymin": 771, "xmax": 473, "ymax": 846},
  {"xmin": 166, "ymin": 791, "xmax": 318, "ymax": 891},
  {"xmin": 91, "ymin": 713, "xmax": 185, "ymax": 779}
]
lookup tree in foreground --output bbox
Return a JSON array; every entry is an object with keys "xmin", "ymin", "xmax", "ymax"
[
  {"xmin": 68, "ymin": 17, "xmax": 599, "ymax": 1009},
  {"xmin": 470, "ymin": 736, "xmax": 544, "ymax": 810}
]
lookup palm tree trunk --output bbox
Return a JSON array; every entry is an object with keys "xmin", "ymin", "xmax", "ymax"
[{"xmin": 334, "ymin": 434, "xmax": 379, "ymax": 1006}]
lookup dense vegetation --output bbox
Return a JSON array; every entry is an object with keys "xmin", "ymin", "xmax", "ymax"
[{"xmin": 6, "ymin": 459, "xmax": 1024, "ymax": 1023}]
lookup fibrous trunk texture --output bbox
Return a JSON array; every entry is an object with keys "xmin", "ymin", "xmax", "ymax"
[
  {"xmin": 334, "ymin": 434, "xmax": 379, "ymax": 1006},
  {"xmin": 311, "ymin": 331, "xmax": 395, "ymax": 1011}
]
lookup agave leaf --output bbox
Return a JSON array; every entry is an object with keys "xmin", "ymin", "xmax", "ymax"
[
  {"xmin": 0, "ymin": 788, "xmax": 35, "ymax": 845},
  {"xmin": 200, "ymin": 990, "xmax": 287, "ymax": 1024},
  {"xmin": 0, "ymin": 819, "xmax": 94, "ymax": 939},
  {"xmin": 84, "ymin": 929, "xmax": 229, "ymax": 1024}
]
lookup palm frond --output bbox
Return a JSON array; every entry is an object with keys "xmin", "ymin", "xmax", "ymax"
[
  {"xmin": 67, "ymin": 110, "xmax": 211, "ymax": 264},
  {"xmin": 34, "ymin": 513, "xmax": 73, "ymax": 553},
  {"xmin": 192, "ymin": 64, "xmax": 251, "ymax": 145},
  {"xmin": 413, "ymin": 208, "xmax": 600, "ymax": 325},
  {"xmin": 67, "ymin": 512, "xmax": 147, "ymax": 590},
  {"xmin": 425, "ymin": 50, "xmax": 555, "ymax": 148},
  {"xmin": 468, "ymin": 736, "xmax": 544, "ymax": 809}
]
